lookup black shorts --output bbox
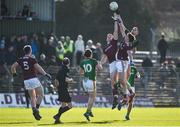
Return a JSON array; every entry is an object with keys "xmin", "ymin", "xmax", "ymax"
[{"xmin": 58, "ymin": 88, "xmax": 71, "ymax": 103}]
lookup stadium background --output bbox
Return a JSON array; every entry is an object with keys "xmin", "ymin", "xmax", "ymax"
[{"xmin": 0, "ymin": 0, "xmax": 180, "ymax": 126}]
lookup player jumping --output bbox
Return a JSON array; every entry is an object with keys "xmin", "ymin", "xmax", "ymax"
[
  {"xmin": 113, "ymin": 11, "xmax": 135, "ymax": 106},
  {"xmin": 100, "ymin": 12, "xmax": 119, "ymax": 109}
]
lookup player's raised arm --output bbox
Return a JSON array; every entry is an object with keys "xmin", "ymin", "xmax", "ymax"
[
  {"xmin": 118, "ymin": 20, "xmax": 126, "ymax": 38},
  {"xmin": 11, "ymin": 62, "xmax": 19, "ymax": 76},
  {"xmin": 100, "ymin": 54, "xmax": 108, "ymax": 65},
  {"xmin": 113, "ymin": 13, "xmax": 119, "ymax": 40},
  {"xmin": 113, "ymin": 11, "xmax": 127, "ymax": 38}
]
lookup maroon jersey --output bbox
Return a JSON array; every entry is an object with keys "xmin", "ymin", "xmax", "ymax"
[
  {"xmin": 103, "ymin": 39, "xmax": 118, "ymax": 63},
  {"xmin": 116, "ymin": 41, "xmax": 133, "ymax": 61},
  {"xmin": 17, "ymin": 56, "xmax": 37, "ymax": 80}
]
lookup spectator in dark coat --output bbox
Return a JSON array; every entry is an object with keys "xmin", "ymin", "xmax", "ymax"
[
  {"xmin": 5, "ymin": 46, "xmax": 16, "ymax": 66},
  {"xmin": 46, "ymin": 38, "xmax": 56, "ymax": 59},
  {"xmin": 157, "ymin": 33, "xmax": 168, "ymax": 64},
  {"xmin": 0, "ymin": 42, "xmax": 6, "ymax": 75}
]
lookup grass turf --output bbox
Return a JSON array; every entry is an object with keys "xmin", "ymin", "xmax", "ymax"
[{"xmin": 0, "ymin": 107, "xmax": 180, "ymax": 127}]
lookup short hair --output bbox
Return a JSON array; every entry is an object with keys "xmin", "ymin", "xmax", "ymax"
[
  {"xmin": 84, "ymin": 49, "xmax": 92, "ymax": 58},
  {"xmin": 63, "ymin": 57, "xmax": 70, "ymax": 65},
  {"xmin": 23, "ymin": 45, "xmax": 32, "ymax": 55}
]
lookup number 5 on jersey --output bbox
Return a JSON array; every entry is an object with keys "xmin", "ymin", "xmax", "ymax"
[{"xmin": 23, "ymin": 61, "xmax": 29, "ymax": 70}]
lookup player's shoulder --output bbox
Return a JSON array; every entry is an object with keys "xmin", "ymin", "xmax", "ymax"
[
  {"xmin": 90, "ymin": 58, "xmax": 98, "ymax": 65},
  {"xmin": 29, "ymin": 55, "xmax": 37, "ymax": 60},
  {"xmin": 91, "ymin": 58, "xmax": 97, "ymax": 62},
  {"xmin": 80, "ymin": 59, "xmax": 86, "ymax": 64}
]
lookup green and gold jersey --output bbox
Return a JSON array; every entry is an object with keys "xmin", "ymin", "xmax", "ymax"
[
  {"xmin": 80, "ymin": 58, "xmax": 98, "ymax": 81},
  {"xmin": 128, "ymin": 66, "xmax": 137, "ymax": 87}
]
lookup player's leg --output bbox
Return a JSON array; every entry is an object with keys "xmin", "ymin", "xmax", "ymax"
[
  {"xmin": 125, "ymin": 87, "xmax": 135, "ymax": 120},
  {"xmin": 127, "ymin": 65, "xmax": 131, "ymax": 80},
  {"xmin": 35, "ymin": 85, "xmax": 44, "ymax": 109},
  {"xmin": 116, "ymin": 61, "xmax": 128, "ymax": 105},
  {"xmin": 28, "ymin": 89, "xmax": 36, "ymax": 109},
  {"xmin": 58, "ymin": 102, "xmax": 72, "ymax": 117},
  {"xmin": 84, "ymin": 81, "xmax": 96, "ymax": 121},
  {"xmin": 54, "ymin": 102, "xmax": 72, "ymax": 124},
  {"xmin": 53, "ymin": 87, "xmax": 72, "ymax": 124},
  {"xmin": 84, "ymin": 91, "xmax": 96, "ymax": 121},
  {"xmin": 126, "ymin": 65, "xmax": 135, "ymax": 96},
  {"xmin": 111, "ymin": 71, "xmax": 119, "ymax": 109},
  {"xmin": 53, "ymin": 102, "xmax": 66, "ymax": 124},
  {"xmin": 125, "ymin": 96, "xmax": 134, "ymax": 120},
  {"xmin": 24, "ymin": 78, "xmax": 42, "ymax": 120},
  {"xmin": 110, "ymin": 61, "xmax": 119, "ymax": 109},
  {"xmin": 127, "ymin": 82, "xmax": 135, "ymax": 102},
  {"xmin": 28, "ymin": 89, "xmax": 41, "ymax": 120}
]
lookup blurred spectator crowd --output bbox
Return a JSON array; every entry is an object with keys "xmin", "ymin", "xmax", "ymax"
[{"xmin": 0, "ymin": 32, "xmax": 103, "ymax": 68}]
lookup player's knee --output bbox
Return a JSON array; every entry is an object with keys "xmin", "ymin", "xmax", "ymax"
[
  {"xmin": 90, "ymin": 92, "xmax": 96, "ymax": 99},
  {"xmin": 38, "ymin": 92, "xmax": 44, "ymax": 98}
]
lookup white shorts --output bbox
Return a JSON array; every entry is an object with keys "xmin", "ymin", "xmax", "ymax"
[
  {"xmin": 116, "ymin": 60, "xmax": 129, "ymax": 73},
  {"xmin": 109, "ymin": 61, "xmax": 117, "ymax": 74},
  {"xmin": 24, "ymin": 77, "xmax": 42, "ymax": 90},
  {"xmin": 82, "ymin": 79, "xmax": 95, "ymax": 92}
]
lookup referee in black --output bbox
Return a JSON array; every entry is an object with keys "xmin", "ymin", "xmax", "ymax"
[{"xmin": 53, "ymin": 57, "xmax": 73, "ymax": 124}]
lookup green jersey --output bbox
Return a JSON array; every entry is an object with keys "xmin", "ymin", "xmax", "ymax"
[
  {"xmin": 128, "ymin": 66, "xmax": 137, "ymax": 87},
  {"xmin": 80, "ymin": 58, "xmax": 98, "ymax": 81}
]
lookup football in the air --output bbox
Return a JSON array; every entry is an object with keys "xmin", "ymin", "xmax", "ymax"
[{"xmin": 109, "ymin": 1, "xmax": 118, "ymax": 11}]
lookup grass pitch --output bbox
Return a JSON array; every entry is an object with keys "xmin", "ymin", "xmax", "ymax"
[{"xmin": 0, "ymin": 107, "xmax": 180, "ymax": 127}]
